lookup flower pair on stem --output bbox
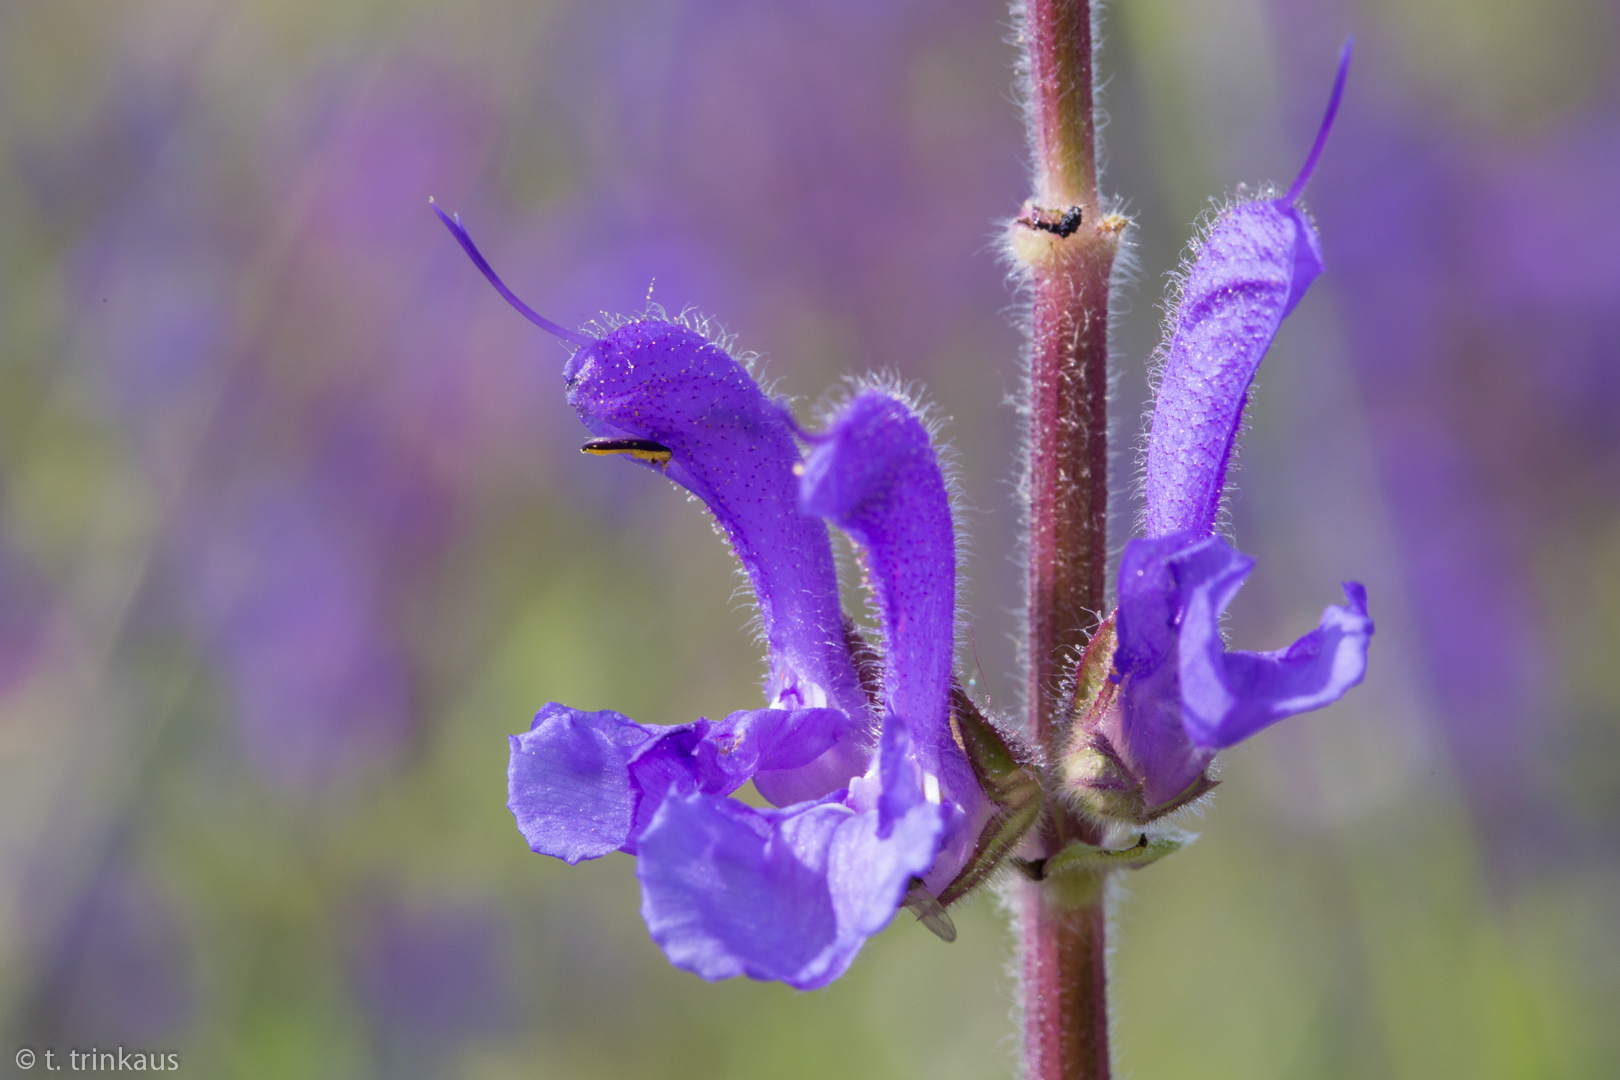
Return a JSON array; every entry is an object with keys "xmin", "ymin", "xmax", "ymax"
[{"xmin": 438, "ymin": 17, "xmax": 1370, "ymax": 1077}]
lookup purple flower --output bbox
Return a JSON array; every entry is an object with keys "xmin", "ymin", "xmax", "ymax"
[
  {"xmin": 438, "ymin": 210, "xmax": 988, "ymax": 987},
  {"xmin": 27, "ymin": 860, "xmax": 194, "ymax": 1042},
  {"xmin": 636, "ymin": 391, "xmax": 985, "ymax": 988},
  {"xmin": 1067, "ymin": 43, "xmax": 1373, "ymax": 823}
]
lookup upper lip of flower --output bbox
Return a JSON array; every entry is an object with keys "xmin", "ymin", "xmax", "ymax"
[{"xmin": 1140, "ymin": 40, "xmax": 1349, "ymax": 541}]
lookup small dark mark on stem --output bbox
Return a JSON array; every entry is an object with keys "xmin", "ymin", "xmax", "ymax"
[{"xmin": 1018, "ymin": 204, "xmax": 1085, "ymax": 238}]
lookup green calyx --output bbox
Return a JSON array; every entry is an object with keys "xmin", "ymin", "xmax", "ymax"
[
  {"xmin": 934, "ymin": 685, "xmax": 1045, "ymax": 908},
  {"xmin": 1034, "ymin": 827, "xmax": 1195, "ymax": 878},
  {"xmin": 1059, "ymin": 613, "xmax": 1218, "ymax": 827},
  {"xmin": 1019, "ymin": 826, "xmax": 1197, "ymax": 906}
]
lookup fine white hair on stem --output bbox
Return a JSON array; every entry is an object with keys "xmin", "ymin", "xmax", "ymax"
[
  {"xmin": 1005, "ymin": 0, "xmax": 1114, "ymax": 195},
  {"xmin": 1000, "ymin": 0, "xmax": 1138, "ymax": 728}
]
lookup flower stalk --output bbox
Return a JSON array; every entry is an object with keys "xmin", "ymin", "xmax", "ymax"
[{"xmin": 1011, "ymin": 1, "xmax": 1120, "ymax": 1077}]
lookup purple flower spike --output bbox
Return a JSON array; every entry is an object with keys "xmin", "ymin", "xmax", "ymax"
[{"xmin": 1142, "ymin": 41, "xmax": 1351, "ymax": 539}]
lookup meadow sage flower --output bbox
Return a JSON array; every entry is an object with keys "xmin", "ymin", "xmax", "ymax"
[
  {"xmin": 437, "ymin": 205, "xmax": 997, "ymax": 988},
  {"xmin": 1065, "ymin": 43, "xmax": 1374, "ymax": 825}
]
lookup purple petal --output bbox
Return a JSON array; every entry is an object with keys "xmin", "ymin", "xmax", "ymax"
[
  {"xmin": 1142, "ymin": 201, "xmax": 1322, "ymax": 539},
  {"xmin": 798, "ymin": 393, "xmax": 964, "ymax": 817},
  {"xmin": 564, "ymin": 319, "xmax": 870, "ymax": 789},
  {"xmin": 799, "ymin": 391, "xmax": 992, "ymax": 890},
  {"xmin": 1142, "ymin": 50, "xmax": 1351, "ymax": 539},
  {"xmin": 1181, "ymin": 577, "xmax": 1374, "ymax": 750},
  {"xmin": 636, "ymin": 789, "xmax": 943, "ymax": 990},
  {"xmin": 507, "ymin": 706, "xmax": 645, "ymax": 864},
  {"xmin": 1113, "ymin": 534, "xmax": 1374, "ymax": 807},
  {"xmin": 751, "ymin": 706, "xmax": 852, "ymax": 805},
  {"xmin": 507, "ymin": 703, "xmax": 852, "ymax": 862},
  {"xmin": 1111, "ymin": 534, "xmax": 1220, "ymax": 808}
]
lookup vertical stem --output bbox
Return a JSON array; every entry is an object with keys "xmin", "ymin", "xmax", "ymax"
[
  {"xmin": 1018, "ymin": 0, "xmax": 1113, "ymax": 744},
  {"xmin": 1025, "ymin": 0, "xmax": 1097, "ymax": 208},
  {"xmin": 1011, "ymin": 2, "xmax": 1120, "ymax": 1079},
  {"xmin": 1018, "ymin": 885, "xmax": 1111, "ymax": 1079}
]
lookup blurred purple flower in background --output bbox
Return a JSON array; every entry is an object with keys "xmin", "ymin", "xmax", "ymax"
[
  {"xmin": 20, "ymin": 860, "xmax": 192, "ymax": 1046},
  {"xmin": 53, "ymin": 57, "xmax": 517, "ymax": 790},
  {"xmin": 352, "ymin": 898, "xmax": 514, "ymax": 1062},
  {"xmin": 181, "ymin": 487, "xmax": 411, "ymax": 788},
  {"xmin": 1271, "ymin": 5, "xmax": 1620, "ymax": 861}
]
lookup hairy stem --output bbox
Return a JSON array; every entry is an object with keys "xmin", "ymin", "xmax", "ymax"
[
  {"xmin": 1017, "ymin": 879, "xmax": 1111, "ymax": 1080},
  {"xmin": 1011, "ymin": 1, "xmax": 1120, "ymax": 1078}
]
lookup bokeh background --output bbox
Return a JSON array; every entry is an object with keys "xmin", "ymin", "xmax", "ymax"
[{"xmin": 1, "ymin": 0, "xmax": 1616, "ymax": 1076}]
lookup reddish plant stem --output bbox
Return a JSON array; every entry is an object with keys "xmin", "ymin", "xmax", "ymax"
[
  {"xmin": 1024, "ymin": 234, "xmax": 1112, "ymax": 732},
  {"xmin": 1012, "ymin": 2, "xmax": 1120, "ymax": 1079},
  {"xmin": 1018, "ymin": 885, "xmax": 1111, "ymax": 1079},
  {"xmin": 1024, "ymin": 0, "xmax": 1097, "ymax": 209}
]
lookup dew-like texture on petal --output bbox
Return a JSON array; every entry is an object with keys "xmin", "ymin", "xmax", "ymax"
[
  {"xmin": 1143, "ymin": 201, "xmax": 1323, "ymax": 539},
  {"xmin": 507, "ymin": 703, "xmax": 848, "ymax": 863},
  {"xmin": 636, "ymin": 788, "xmax": 942, "ymax": 990},
  {"xmin": 563, "ymin": 320, "xmax": 869, "ymax": 793},
  {"xmin": 799, "ymin": 391, "xmax": 985, "ymax": 879}
]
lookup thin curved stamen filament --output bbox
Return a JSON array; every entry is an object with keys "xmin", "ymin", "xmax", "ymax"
[
  {"xmin": 431, "ymin": 200, "xmax": 595, "ymax": 347},
  {"xmin": 1284, "ymin": 38, "xmax": 1353, "ymax": 205}
]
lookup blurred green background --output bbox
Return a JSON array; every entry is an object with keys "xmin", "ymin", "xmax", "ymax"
[{"xmin": 2, "ymin": 0, "xmax": 1617, "ymax": 1077}]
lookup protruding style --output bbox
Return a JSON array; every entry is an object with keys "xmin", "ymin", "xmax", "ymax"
[
  {"xmin": 1141, "ymin": 41, "xmax": 1352, "ymax": 540},
  {"xmin": 431, "ymin": 201, "xmax": 595, "ymax": 347}
]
